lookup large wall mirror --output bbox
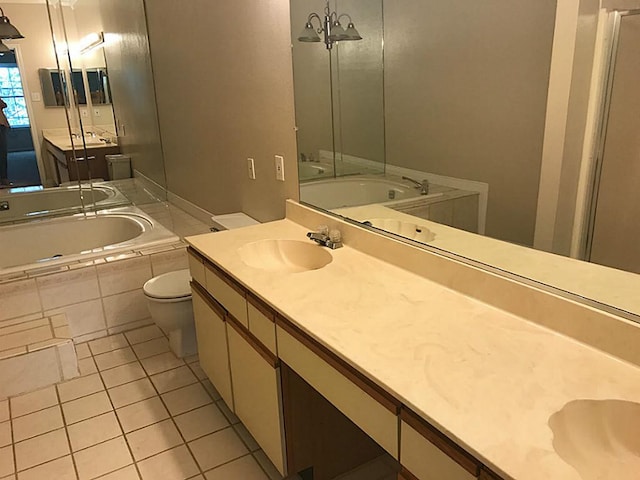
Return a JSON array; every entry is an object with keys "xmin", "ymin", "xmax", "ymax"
[
  {"xmin": 292, "ymin": 0, "xmax": 640, "ymax": 321},
  {"xmin": 0, "ymin": 0, "xmax": 166, "ymax": 225}
]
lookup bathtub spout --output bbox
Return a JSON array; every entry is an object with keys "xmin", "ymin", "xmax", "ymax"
[{"xmin": 402, "ymin": 176, "xmax": 429, "ymax": 195}]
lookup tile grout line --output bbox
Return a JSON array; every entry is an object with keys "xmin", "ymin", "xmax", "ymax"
[
  {"xmin": 9, "ymin": 396, "xmax": 16, "ymax": 479},
  {"xmin": 6, "ymin": 326, "xmax": 278, "ymax": 479},
  {"xmin": 55, "ymin": 382, "xmax": 81, "ymax": 480},
  {"xmin": 121, "ymin": 328, "xmax": 207, "ymax": 478},
  {"xmin": 90, "ymin": 343, "xmax": 144, "ymax": 480}
]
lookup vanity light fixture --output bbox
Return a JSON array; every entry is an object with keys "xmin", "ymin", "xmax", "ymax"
[
  {"xmin": 297, "ymin": 1, "xmax": 362, "ymax": 49},
  {"xmin": 79, "ymin": 32, "xmax": 104, "ymax": 55},
  {"xmin": 0, "ymin": 40, "xmax": 10, "ymax": 55},
  {"xmin": 0, "ymin": 7, "xmax": 23, "ymax": 39}
]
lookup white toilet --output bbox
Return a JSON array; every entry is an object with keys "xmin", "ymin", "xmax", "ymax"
[
  {"xmin": 143, "ymin": 269, "xmax": 195, "ymax": 358},
  {"xmin": 143, "ymin": 213, "xmax": 259, "ymax": 358}
]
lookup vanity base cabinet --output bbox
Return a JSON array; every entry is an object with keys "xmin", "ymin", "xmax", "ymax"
[
  {"xmin": 400, "ymin": 408, "xmax": 481, "ymax": 480},
  {"xmin": 227, "ymin": 320, "xmax": 286, "ymax": 475},
  {"xmin": 188, "ymin": 249, "xmax": 504, "ymax": 480},
  {"xmin": 191, "ymin": 283, "xmax": 234, "ymax": 409},
  {"xmin": 204, "ymin": 263, "xmax": 248, "ymax": 328},
  {"xmin": 401, "ymin": 422, "xmax": 476, "ymax": 480},
  {"xmin": 276, "ymin": 321, "xmax": 399, "ymax": 459}
]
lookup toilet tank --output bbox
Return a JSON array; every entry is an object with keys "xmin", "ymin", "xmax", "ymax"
[{"xmin": 210, "ymin": 212, "xmax": 259, "ymax": 232}]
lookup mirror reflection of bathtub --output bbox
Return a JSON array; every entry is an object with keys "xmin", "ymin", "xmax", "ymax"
[
  {"xmin": 0, "ymin": 183, "xmax": 130, "ymax": 224},
  {"xmin": 299, "ymin": 175, "xmax": 482, "ymax": 234},
  {"xmin": 0, "ymin": 206, "xmax": 178, "ymax": 276}
]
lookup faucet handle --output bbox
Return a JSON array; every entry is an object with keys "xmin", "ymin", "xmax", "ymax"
[
  {"xmin": 329, "ymin": 229, "xmax": 341, "ymax": 243},
  {"xmin": 316, "ymin": 225, "xmax": 329, "ymax": 236}
]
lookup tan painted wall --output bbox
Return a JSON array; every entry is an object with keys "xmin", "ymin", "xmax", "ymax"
[
  {"xmin": 384, "ymin": 0, "xmax": 557, "ymax": 246},
  {"xmin": 144, "ymin": 0, "xmax": 299, "ymax": 222},
  {"xmin": 99, "ymin": 0, "xmax": 166, "ymax": 188},
  {"xmin": 603, "ymin": 0, "xmax": 640, "ymax": 9}
]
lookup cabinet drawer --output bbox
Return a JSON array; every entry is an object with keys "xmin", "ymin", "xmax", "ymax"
[
  {"xmin": 228, "ymin": 322, "xmax": 286, "ymax": 475},
  {"xmin": 187, "ymin": 248, "xmax": 206, "ymax": 286},
  {"xmin": 276, "ymin": 324, "xmax": 398, "ymax": 458},
  {"xmin": 191, "ymin": 283, "xmax": 233, "ymax": 409},
  {"xmin": 204, "ymin": 263, "xmax": 248, "ymax": 328},
  {"xmin": 247, "ymin": 293, "xmax": 277, "ymax": 355},
  {"xmin": 400, "ymin": 410, "xmax": 480, "ymax": 480}
]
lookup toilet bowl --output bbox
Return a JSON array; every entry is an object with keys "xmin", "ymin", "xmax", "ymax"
[{"xmin": 143, "ymin": 269, "xmax": 195, "ymax": 358}]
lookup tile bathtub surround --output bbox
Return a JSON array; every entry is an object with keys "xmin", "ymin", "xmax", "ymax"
[
  {"xmin": 0, "ymin": 244, "xmax": 189, "ymax": 344},
  {"xmin": 0, "ymin": 326, "xmax": 282, "ymax": 480}
]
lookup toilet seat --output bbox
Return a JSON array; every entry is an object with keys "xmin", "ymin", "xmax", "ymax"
[{"xmin": 143, "ymin": 269, "xmax": 191, "ymax": 300}]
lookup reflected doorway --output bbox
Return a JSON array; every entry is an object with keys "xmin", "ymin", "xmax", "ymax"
[{"xmin": 0, "ymin": 50, "xmax": 40, "ymax": 188}]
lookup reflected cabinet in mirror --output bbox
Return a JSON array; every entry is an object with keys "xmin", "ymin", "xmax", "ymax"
[{"xmin": 292, "ymin": 1, "xmax": 640, "ymax": 320}]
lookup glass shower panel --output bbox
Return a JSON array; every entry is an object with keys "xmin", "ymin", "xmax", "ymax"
[
  {"xmin": 331, "ymin": 0, "xmax": 385, "ymax": 177},
  {"xmin": 588, "ymin": 11, "xmax": 640, "ymax": 274},
  {"xmin": 291, "ymin": 0, "xmax": 336, "ymax": 181},
  {"xmin": 45, "ymin": 0, "xmax": 89, "ymax": 208},
  {"xmin": 291, "ymin": 0, "xmax": 385, "ymax": 182}
]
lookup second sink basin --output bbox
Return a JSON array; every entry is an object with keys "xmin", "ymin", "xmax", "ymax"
[
  {"xmin": 549, "ymin": 399, "xmax": 640, "ymax": 479},
  {"xmin": 238, "ymin": 239, "xmax": 333, "ymax": 273}
]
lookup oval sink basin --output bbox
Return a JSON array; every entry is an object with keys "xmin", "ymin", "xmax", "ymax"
[
  {"xmin": 238, "ymin": 239, "xmax": 333, "ymax": 273},
  {"xmin": 549, "ymin": 399, "xmax": 640, "ymax": 479},
  {"xmin": 366, "ymin": 218, "xmax": 436, "ymax": 242}
]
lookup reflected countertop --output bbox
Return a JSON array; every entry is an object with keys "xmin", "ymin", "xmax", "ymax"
[
  {"xmin": 335, "ymin": 203, "xmax": 640, "ymax": 319},
  {"xmin": 43, "ymin": 133, "xmax": 118, "ymax": 152},
  {"xmin": 186, "ymin": 202, "xmax": 640, "ymax": 480}
]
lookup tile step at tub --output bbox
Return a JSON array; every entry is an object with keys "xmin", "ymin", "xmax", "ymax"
[{"xmin": 0, "ymin": 314, "xmax": 79, "ymax": 400}]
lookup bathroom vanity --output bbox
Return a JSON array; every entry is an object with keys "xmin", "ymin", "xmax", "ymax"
[
  {"xmin": 44, "ymin": 135, "xmax": 120, "ymax": 184},
  {"xmin": 186, "ymin": 201, "xmax": 640, "ymax": 480}
]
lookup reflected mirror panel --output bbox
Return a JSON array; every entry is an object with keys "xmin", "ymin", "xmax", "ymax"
[
  {"xmin": 0, "ymin": 0, "xmax": 166, "ymax": 227},
  {"xmin": 39, "ymin": 67, "xmax": 111, "ymax": 107},
  {"xmin": 293, "ymin": 1, "xmax": 640, "ymax": 321},
  {"xmin": 86, "ymin": 68, "xmax": 111, "ymax": 105}
]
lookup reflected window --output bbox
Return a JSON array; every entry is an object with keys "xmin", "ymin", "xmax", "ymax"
[{"xmin": 0, "ymin": 65, "xmax": 28, "ymax": 126}]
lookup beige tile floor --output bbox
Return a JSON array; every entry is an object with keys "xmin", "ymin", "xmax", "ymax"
[{"xmin": 0, "ymin": 325, "xmax": 283, "ymax": 480}]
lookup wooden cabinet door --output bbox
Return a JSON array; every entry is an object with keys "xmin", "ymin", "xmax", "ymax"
[
  {"xmin": 227, "ymin": 321, "xmax": 286, "ymax": 475},
  {"xmin": 191, "ymin": 284, "xmax": 233, "ymax": 409}
]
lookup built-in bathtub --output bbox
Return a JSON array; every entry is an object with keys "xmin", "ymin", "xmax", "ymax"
[
  {"xmin": 0, "ymin": 182, "xmax": 130, "ymax": 224},
  {"xmin": 0, "ymin": 205, "xmax": 187, "ymax": 342},
  {"xmin": 299, "ymin": 175, "xmax": 444, "ymax": 210},
  {"xmin": 0, "ymin": 206, "xmax": 179, "ymax": 276},
  {"xmin": 0, "ymin": 205, "xmax": 189, "ymax": 398}
]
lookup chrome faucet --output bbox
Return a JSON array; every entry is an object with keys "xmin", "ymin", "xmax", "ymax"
[
  {"xmin": 402, "ymin": 176, "xmax": 429, "ymax": 195},
  {"xmin": 307, "ymin": 226, "xmax": 343, "ymax": 249}
]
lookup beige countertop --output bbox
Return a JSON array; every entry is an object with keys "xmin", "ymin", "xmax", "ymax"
[{"xmin": 186, "ymin": 217, "xmax": 640, "ymax": 480}]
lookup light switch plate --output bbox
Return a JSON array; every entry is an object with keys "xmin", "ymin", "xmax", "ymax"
[
  {"xmin": 275, "ymin": 155, "xmax": 285, "ymax": 181},
  {"xmin": 247, "ymin": 158, "xmax": 256, "ymax": 180}
]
